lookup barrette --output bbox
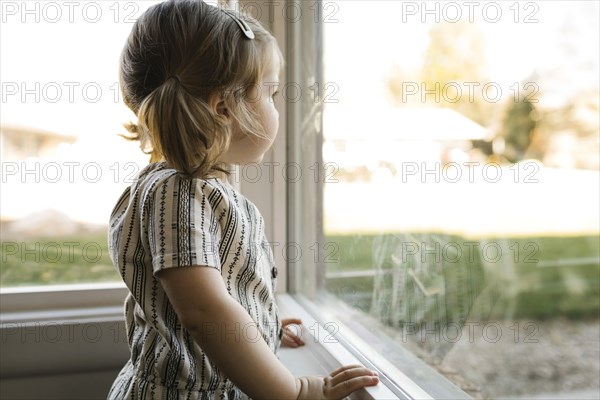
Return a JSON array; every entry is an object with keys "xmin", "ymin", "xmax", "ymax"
[{"xmin": 221, "ymin": 9, "xmax": 255, "ymax": 40}]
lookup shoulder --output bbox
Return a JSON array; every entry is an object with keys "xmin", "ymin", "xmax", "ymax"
[
  {"xmin": 131, "ymin": 163, "xmax": 249, "ymax": 226},
  {"xmin": 110, "ymin": 162, "xmax": 235, "ymax": 221},
  {"xmin": 132, "ymin": 162, "xmax": 226, "ymax": 201}
]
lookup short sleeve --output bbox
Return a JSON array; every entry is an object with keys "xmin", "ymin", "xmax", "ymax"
[{"xmin": 148, "ymin": 175, "xmax": 221, "ymax": 275}]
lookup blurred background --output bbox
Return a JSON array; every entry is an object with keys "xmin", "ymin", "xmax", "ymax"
[{"xmin": 318, "ymin": 2, "xmax": 599, "ymax": 399}]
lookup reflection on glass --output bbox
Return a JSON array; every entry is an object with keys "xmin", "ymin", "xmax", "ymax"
[{"xmin": 321, "ymin": 1, "xmax": 599, "ymax": 398}]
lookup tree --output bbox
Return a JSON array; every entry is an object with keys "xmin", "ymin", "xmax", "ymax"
[
  {"xmin": 501, "ymin": 95, "xmax": 537, "ymax": 163},
  {"xmin": 422, "ymin": 20, "xmax": 496, "ymax": 127},
  {"xmin": 388, "ymin": 20, "xmax": 498, "ymax": 127}
]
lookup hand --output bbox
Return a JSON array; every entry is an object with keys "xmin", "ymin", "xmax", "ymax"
[
  {"xmin": 281, "ymin": 318, "xmax": 305, "ymax": 348},
  {"xmin": 295, "ymin": 365, "xmax": 379, "ymax": 400}
]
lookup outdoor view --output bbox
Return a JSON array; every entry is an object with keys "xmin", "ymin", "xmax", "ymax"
[
  {"xmin": 1, "ymin": 1, "xmax": 158, "ymax": 286},
  {"xmin": 318, "ymin": 1, "xmax": 599, "ymax": 399}
]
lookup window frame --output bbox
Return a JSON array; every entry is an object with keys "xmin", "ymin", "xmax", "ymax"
[
  {"xmin": 0, "ymin": 283, "xmax": 127, "ymax": 314},
  {"xmin": 280, "ymin": 1, "xmax": 471, "ymax": 398}
]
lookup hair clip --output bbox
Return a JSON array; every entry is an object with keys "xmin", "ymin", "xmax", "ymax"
[{"xmin": 221, "ymin": 9, "xmax": 255, "ymax": 40}]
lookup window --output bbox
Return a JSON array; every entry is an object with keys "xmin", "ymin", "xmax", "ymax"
[
  {"xmin": 289, "ymin": 1, "xmax": 599, "ymax": 398},
  {"xmin": 0, "ymin": 1, "xmax": 172, "ymax": 288},
  {"xmin": 1, "ymin": 1, "xmax": 228, "ymax": 290}
]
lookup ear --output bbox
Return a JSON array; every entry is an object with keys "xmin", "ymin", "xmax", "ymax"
[
  {"xmin": 208, "ymin": 91, "xmax": 231, "ymax": 122},
  {"xmin": 215, "ymin": 99, "xmax": 230, "ymax": 119}
]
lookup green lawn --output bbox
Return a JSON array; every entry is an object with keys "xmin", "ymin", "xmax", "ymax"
[
  {"xmin": 324, "ymin": 234, "xmax": 600, "ymax": 320},
  {"xmin": 1, "ymin": 233, "xmax": 117, "ymax": 287},
  {"xmin": 2, "ymin": 232, "xmax": 599, "ymax": 321}
]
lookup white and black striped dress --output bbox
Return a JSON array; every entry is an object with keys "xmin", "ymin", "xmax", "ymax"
[{"xmin": 107, "ymin": 162, "xmax": 281, "ymax": 400}]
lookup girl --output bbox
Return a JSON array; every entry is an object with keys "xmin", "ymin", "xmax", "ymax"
[{"xmin": 107, "ymin": 1, "xmax": 380, "ymax": 399}]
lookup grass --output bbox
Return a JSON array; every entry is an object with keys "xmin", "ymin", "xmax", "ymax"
[
  {"xmin": 1, "ymin": 233, "xmax": 118, "ymax": 287},
  {"xmin": 1, "ymin": 232, "xmax": 599, "ymax": 321},
  {"xmin": 324, "ymin": 233, "xmax": 600, "ymax": 320}
]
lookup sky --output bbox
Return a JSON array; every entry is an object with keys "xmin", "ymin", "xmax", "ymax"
[
  {"xmin": 322, "ymin": 1, "xmax": 599, "ymax": 106},
  {"xmin": 3, "ymin": 1, "xmax": 598, "ymax": 137},
  {"xmin": 1, "ymin": 0, "xmax": 598, "ymax": 225}
]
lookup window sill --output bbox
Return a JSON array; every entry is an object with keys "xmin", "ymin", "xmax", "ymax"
[
  {"xmin": 0, "ymin": 289, "xmax": 466, "ymax": 399},
  {"xmin": 279, "ymin": 294, "xmax": 419, "ymax": 400},
  {"xmin": 279, "ymin": 294, "xmax": 472, "ymax": 400},
  {"xmin": 0, "ymin": 282, "xmax": 128, "ymax": 314}
]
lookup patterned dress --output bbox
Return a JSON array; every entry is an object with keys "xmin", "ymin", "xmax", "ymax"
[{"xmin": 107, "ymin": 162, "xmax": 281, "ymax": 399}]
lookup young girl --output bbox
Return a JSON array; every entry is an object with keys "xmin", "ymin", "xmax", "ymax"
[{"xmin": 108, "ymin": 1, "xmax": 379, "ymax": 398}]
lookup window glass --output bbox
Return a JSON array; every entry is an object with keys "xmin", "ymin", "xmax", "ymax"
[
  {"xmin": 296, "ymin": 1, "xmax": 599, "ymax": 398},
  {"xmin": 1, "ymin": 1, "xmax": 231, "ymax": 287}
]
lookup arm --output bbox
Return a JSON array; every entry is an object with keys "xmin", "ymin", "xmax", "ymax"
[
  {"xmin": 157, "ymin": 265, "xmax": 379, "ymax": 400},
  {"xmin": 157, "ymin": 265, "xmax": 297, "ymax": 399}
]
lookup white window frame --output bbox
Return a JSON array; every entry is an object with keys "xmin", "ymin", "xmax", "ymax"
[{"xmin": 277, "ymin": 1, "xmax": 470, "ymax": 398}]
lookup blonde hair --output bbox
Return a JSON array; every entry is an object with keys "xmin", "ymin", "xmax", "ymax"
[{"xmin": 119, "ymin": 0, "xmax": 280, "ymax": 177}]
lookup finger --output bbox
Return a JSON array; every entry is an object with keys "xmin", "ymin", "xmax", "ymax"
[
  {"xmin": 281, "ymin": 338, "xmax": 298, "ymax": 348},
  {"xmin": 281, "ymin": 331, "xmax": 305, "ymax": 347},
  {"xmin": 284, "ymin": 328, "xmax": 305, "ymax": 345},
  {"xmin": 281, "ymin": 318, "xmax": 302, "ymax": 326},
  {"xmin": 283, "ymin": 323, "xmax": 303, "ymax": 339},
  {"xmin": 328, "ymin": 374, "xmax": 379, "ymax": 399},
  {"xmin": 330, "ymin": 367, "xmax": 378, "ymax": 387},
  {"xmin": 329, "ymin": 364, "xmax": 366, "ymax": 378},
  {"xmin": 281, "ymin": 333, "xmax": 299, "ymax": 348}
]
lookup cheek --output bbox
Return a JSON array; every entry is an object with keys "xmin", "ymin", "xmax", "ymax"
[{"xmin": 268, "ymin": 104, "xmax": 279, "ymax": 130}]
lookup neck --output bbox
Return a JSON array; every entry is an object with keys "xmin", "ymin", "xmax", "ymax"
[{"xmin": 206, "ymin": 163, "xmax": 234, "ymax": 184}]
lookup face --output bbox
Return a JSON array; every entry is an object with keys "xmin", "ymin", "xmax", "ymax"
[{"xmin": 222, "ymin": 44, "xmax": 281, "ymax": 165}]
